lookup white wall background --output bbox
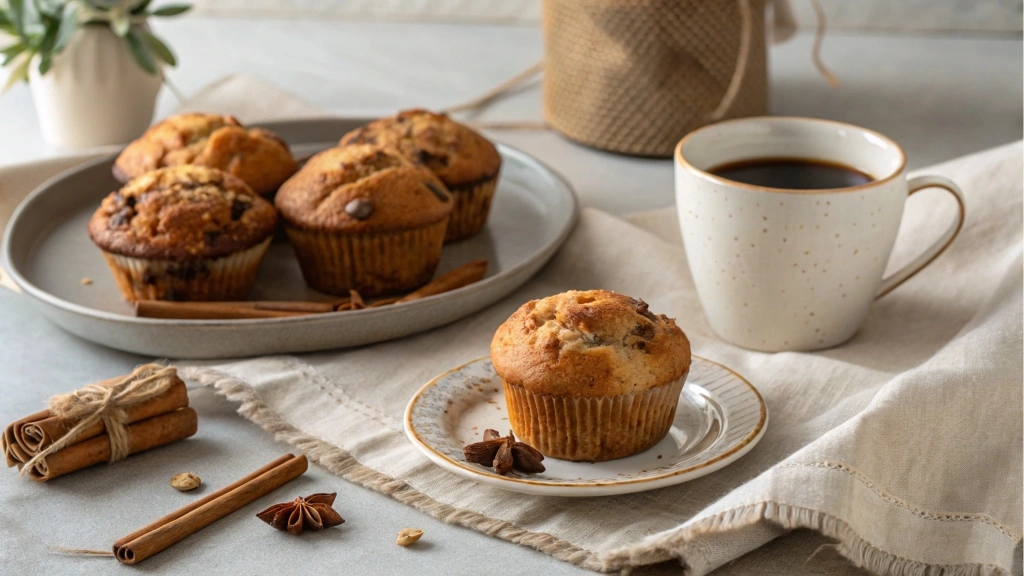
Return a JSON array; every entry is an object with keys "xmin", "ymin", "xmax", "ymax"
[{"xmin": 191, "ymin": 0, "xmax": 1023, "ymax": 32}]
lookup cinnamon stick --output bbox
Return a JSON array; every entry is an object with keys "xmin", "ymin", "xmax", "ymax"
[
  {"xmin": 113, "ymin": 453, "xmax": 308, "ymax": 565},
  {"xmin": 3, "ymin": 411, "xmax": 45, "ymax": 467},
  {"xmin": 136, "ymin": 301, "xmax": 316, "ymax": 319},
  {"xmin": 172, "ymin": 300, "xmax": 340, "ymax": 313},
  {"xmin": 21, "ymin": 408, "xmax": 198, "ymax": 482},
  {"xmin": 132, "ymin": 259, "xmax": 488, "ymax": 319},
  {"xmin": 396, "ymin": 259, "xmax": 488, "ymax": 303},
  {"xmin": 5, "ymin": 377, "xmax": 189, "ymax": 463},
  {"xmin": 3, "ymin": 376, "xmax": 190, "ymax": 469}
]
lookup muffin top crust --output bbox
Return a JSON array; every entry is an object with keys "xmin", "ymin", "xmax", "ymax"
[
  {"xmin": 339, "ymin": 109, "xmax": 501, "ymax": 189},
  {"xmin": 112, "ymin": 112, "xmax": 298, "ymax": 196},
  {"xmin": 274, "ymin": 144, "xmax": 453, "ymax": 233},
  {"xmin": 88, "ymin": 165, "xmax": 277, "ymax": 261},
  {"xmin": 490, "ymin": 290, "xmax": 691, "ymax": 397}
]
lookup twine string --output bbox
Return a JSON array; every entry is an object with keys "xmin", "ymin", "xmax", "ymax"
[
  {"xmin": 19, "ymin": 364, "xmax": 177, "ymax": 476},
  {"xmin": 444, "ymin": 0, "xmax": 838, "ymax": 127},
  {"xmin": 809, "ymin": 0, "xmax": 840, "ymax": 87},
  {"xmin": 441, "ymin": 61, "xmax": 545, "ymax": 115},
  {"xmin": 709, "ymin": 0, "xmax": 754, "ymax": 120},
  {"xmin": 50, "ymin": 546, "xmax": 115, "ymax": 557}
]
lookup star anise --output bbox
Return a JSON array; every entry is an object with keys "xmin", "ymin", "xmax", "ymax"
[
  {"xmin": 256, "ymin": 492, "xmax": 345, "ymax": 535},
  {"xmin": 463, "ymin": 429, "xmax": 545, "ymax": 475}
]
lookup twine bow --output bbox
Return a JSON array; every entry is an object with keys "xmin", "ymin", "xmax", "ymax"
[{"xmin": 20, "ymin": 364, "xmax": 178, "ymax": 476}]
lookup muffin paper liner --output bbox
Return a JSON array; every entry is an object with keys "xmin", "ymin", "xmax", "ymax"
[
  {"xmin": 285, "ymin": 219, "xmax": 448, "ymax": 297},
  {"xmin": 101, "ymin": 238, "xmax": 271, "ymax": 302},
  {"xmin": 503, "ymin": 371, "xmax": 688, "ymax": 462},
  {"xmin": 444, "ymin": 175, "xmax": 498, "ymax": 243}
]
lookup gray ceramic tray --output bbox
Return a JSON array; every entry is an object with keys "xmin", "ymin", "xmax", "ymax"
[{"xmin": 1, "ymin": 118, "xmax": 578, "ymax": 358}]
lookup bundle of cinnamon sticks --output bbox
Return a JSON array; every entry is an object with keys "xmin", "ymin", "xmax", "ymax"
[
  {"xmin": 2, "ymin": 366, "xmax": 197, "ymax": 481},
  {"xmin": 137, "ymin": 258, "xmax": 488, "ymax": 320}
]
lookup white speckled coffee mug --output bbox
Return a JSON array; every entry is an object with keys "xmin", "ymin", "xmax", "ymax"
[{"xmin": 675, "ymin": 117, "xmax": 965, "ymax": 352}]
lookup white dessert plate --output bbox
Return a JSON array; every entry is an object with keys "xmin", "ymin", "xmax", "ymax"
[
  {"xmin": 1, "ymin": 118, "xmax": 577, "ymax": 358},
  {"xmin": 405, "ymin": 355, "xmax": 768, "ymax": 497}
]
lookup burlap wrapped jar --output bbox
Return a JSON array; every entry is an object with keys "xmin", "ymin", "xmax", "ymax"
[{"xmin": 542, "ymin": 0, "xmax": 770, "ymax": 157}]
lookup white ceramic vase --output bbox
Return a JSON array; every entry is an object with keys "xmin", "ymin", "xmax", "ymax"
[{"xmin": 28, "ymin": 25, "xmax": 161, "ymax": 149}]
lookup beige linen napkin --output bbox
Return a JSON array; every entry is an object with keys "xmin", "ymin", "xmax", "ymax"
[{"xmin": 3, "ymin": 76, "xmax": 1020, "ymax": 575}]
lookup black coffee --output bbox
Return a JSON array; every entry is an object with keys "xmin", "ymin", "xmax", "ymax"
[{"xmin": 710, "ymin": 158, "xmax": 873, "ymax": 190}]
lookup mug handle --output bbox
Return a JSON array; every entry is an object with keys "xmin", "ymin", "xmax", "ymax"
[{"xmin": 875, "ymin": 175, "xmax": 966, "ymax": 299}]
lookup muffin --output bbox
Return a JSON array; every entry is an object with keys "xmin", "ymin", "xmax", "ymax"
[
  {"xmin": 88, "ymin": 165, "xmax": 277, "ymax": 302},
  {"xmin": 491, "ymin": 290, "xmax": 691, "ymax": 461},
  {"xmin": 340, "ymin": 109, "xmax": 500, "ymax": 242},
  {"xmin": 275, "ymin": 144, "xmax": 453, "ymax": 296},
  {"xmin": 113, "ymin": 113, "xmax": 298, "ymax": 197}
]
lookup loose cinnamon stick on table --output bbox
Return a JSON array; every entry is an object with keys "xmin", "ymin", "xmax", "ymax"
[{"xmin": 113, "ymin": 453, "xmax": 308, "ymax": 565}]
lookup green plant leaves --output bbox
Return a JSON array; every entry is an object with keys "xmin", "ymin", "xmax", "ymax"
[
  {"xmin": 12, "ymin": 0, "xmax": 44, "ymax": 38},
  {"xmin": 131, "ymin": 0, "xmax": 154, "ymax": 15},
  {"xmin": 149, "ymin": 4, "xmax": 191, "ymax": 17},
  {"xmin": 110, "ymin": 7, "xmax": 130, "ymax": 37},
  {"xmin": 125, "ymin": 28, "xmax": 156, "ymax": 74},
  {"xmin": 0, "ymin": 43, "xmax": 27, "ymax": 66},
  {"xmin": 141, "ymin": 29, "xmax": 175, "ymax": 66},
  {"xmin": 53, "ymin": 1, "xmax": 79, "ymax": 51},
  {"xmin": 0, "ymin": 0, "xmax": 189, "ymax": 85},
  {"xmin": 6, "ymin": 0, "xmax": 26, "ymax": 37},
  {"xmin": 0, "ymin": 12, "xmax": 14, "ymax": 35},
  {"xmin": 1, "ymin": 52, "xmax": 31, "ymax": 93},
  {"xmin": 37, "ymin": 53, "xmax": 52, "ymax": 75}
]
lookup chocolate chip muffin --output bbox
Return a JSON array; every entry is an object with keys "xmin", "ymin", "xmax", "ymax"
[
  {"xmin": 491, "ymin": 290, "xmax": 691, "ymax": 461},
  {"xmin": 275, "ymin": 144, "xmax": 453, "ymax": 296},
  {"xmin": 340, "ymin": 109, "xmax": 500, "ymax": 242},
  {"xmin": 88, "ymin": 165, "xmax": 277, "ymax": 302},
  {"xmin": 113, "ymin": 113, "xmax": 298, "ymax": 197}
]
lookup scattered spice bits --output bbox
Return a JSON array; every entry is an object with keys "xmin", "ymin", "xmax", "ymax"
[
  {"xmin": 80, "ymin": 277, "xmax": 93, "ymax": 286},
  {"xmin": 463, "ymin": 429, "xmax": 545, "ymax": 475},
  {"xmin": 170, "ymin": 472, "xmax": 201, "ymax": 491},
  {"xmin": 396, "ymin": 528, "xmax": 424, "ymax": 546},
  {"xmin": 257, "ymin": 492, "xmax": 345, "ymax": 535}
]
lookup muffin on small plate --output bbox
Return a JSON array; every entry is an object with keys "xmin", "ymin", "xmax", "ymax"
[
  {"xmin": 113, "ymin": 113, "xmax": 298, "ymax": 198},
  {"xmin": 88, "ymin": 165, "xmax": 277, "ymax": 302},
  {"xmin": 340, "ymin": 109, "xmax": 500, "ymax": 242},
  {"xmin": 491, "ymin": 290, "xmax": 691, "ymax": 461},
  {"xmin": 275, "ymin": 144, "xmax": 453, "ymax": 297}
]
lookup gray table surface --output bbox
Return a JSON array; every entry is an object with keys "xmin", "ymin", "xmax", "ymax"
[{"xmin": 0, "ymin": 18, "xmax": 1020, "ymax": 575}]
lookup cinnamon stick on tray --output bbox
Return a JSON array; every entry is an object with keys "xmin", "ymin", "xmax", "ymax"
[
  {"xmin": 113, "ymin": 453, "xmax": 308, "ymax": 565},
  {"xmin": 133, "ymin": 258, "xmax": 489, "ymax": 320},
  {"xmin": 396, "ymin": 258, "xmax": 488, "ymax": 303},
  {"xmin": 136, "ymin": 301, "xmax": 320, "ymax": 320}
]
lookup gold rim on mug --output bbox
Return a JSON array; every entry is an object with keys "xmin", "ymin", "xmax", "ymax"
[
  {"xmin": 404, "ymin": 355, "xmax": 768, "ymax": 493},
  {"xmin": 674, "ymin": 116, "xmax": 909, "ymax": 195}
]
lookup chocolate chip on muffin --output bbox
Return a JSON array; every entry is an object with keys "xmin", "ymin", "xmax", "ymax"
[
  {"xmin": 88, "ymin": 165, "xmax": 277, "ymax": 302},
  {"xmin": 275, "ymin": 145, "xmax": 452, "ymax": 296},
  {"xmin": 340, "ymin": 110, "xmax": 500, "ymax": 242},
  {"xmin": 113, "ymin": 113, "xmax": 299, "ymax": 198}
]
